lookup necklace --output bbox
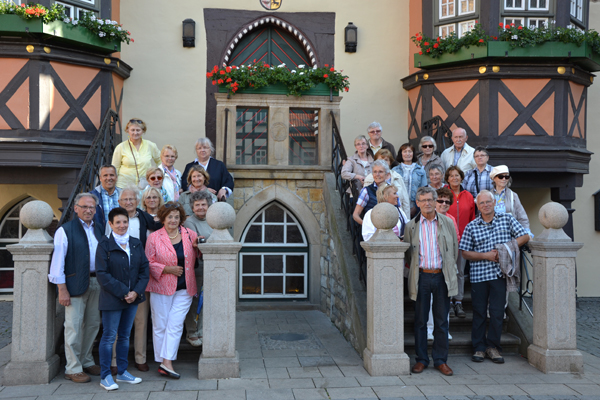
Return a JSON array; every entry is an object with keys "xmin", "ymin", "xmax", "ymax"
[{"xmin": 168, "ymin": 230, "xmax": 179, "ymax": 239}]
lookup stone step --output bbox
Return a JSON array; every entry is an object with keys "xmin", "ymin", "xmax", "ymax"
[
  {"xmin": 403, "ymin": 312, "xmax": 511, "ymax": 333},
  {"xmin": 403, "ymin": 331, "xmax": 521, "ymax": 355}
]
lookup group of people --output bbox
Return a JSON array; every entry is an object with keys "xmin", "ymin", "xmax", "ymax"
[
  {"xmin": 344, "ymin": 122, "xmax": 533, "ymax": 376},
  {"xmin": 48, "ymin": 118, "xmax": 230, "ymax": 391}
]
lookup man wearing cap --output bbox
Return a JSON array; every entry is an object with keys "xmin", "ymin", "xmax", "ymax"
[
  {"xmin": 460, "ymin": 190, "xmax": 529, "ymax": 364},
  {"xmin": 440, "ymin": 128, "xmax": 476, "ymax": 172}
]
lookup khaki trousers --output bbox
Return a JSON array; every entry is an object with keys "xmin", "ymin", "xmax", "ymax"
[
  {"xmin": 112, "ymin": 291, "xmax": 150, "ymax": 366},
  {"xmin": 64, "ymin": 277, "xmax": 101, "ymax": 374}
]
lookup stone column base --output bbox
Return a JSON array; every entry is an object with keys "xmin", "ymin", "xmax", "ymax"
[
  {"xmin": 363, "ymin": 348, "xmax": 410, "ymax": 376},
  {"xmin": 527, "ymin": 344, "xmax": 583, "ymax": 373},
  {"xmin": 198, "ymin": 352, "xmax": 240, "ymax": 379},
  {"xmin": 2, "ymin": 355, "xmax": 60, "ymax": 386}
]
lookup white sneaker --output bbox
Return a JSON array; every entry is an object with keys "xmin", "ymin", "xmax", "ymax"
[
  {"xmin": 427, "ymin": 332, "xmax": 434, "ymax": 341},
  {"xmin": 448, "ymin": 332, "xmax": 453, "ymax": 340}
]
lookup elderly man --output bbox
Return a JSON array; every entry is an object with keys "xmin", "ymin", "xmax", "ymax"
[
  {"xmin": 405, "ymin": 187, "xmax": 458, "ymax": 377},
  {"xmin": 108, "ymin": 186, "xmax": 161, "ymax": 374},
  {"xmin": 49, "ymin": 193, "xmax": 103, "ymax": 383},
  {"xmin": 91, "ymin": 164, "xmax": 122, "ymax": 234},
  {"xmin": 463, "ymin": 147, "xmax": 494, "ymax": 199},
  {"xmin": 441, "ymin": 128, "xmax": 476, "ymax": 172},
  {"xmin": 365, "ymin": 122, "xmax": 396, "ymax": 161},
  {"xmin": 460, "ymin": 190, "xmax": 529, "ymax": 364}
]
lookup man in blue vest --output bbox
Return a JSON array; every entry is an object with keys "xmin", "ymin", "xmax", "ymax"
[{"xmin": 48, "ymin": 193, "xmax": 103, "ymax": 383}]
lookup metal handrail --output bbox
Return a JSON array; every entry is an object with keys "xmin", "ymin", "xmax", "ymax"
[
  {"xmin": 330, "ymin": 111, "xmax": 367, "ymax": 283},
  {"xmin": 58, "ymin": 109, "xmax": 120, "ymax": 225},
  {"xmin": 519, "ymin": 244, "xmax": 534, "ymax": 316},
  {"xmin": 422, "ymin": 116, "xmax": 452, "ymax": 154}
]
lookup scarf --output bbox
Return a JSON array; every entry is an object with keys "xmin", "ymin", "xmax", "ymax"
[
  {"xmin": 189, "ymin": 184, "xmax": 207, "ymax": 194},
  {"xmin": 113, "ymin": 231, "xmax": 130, "ymax": 247},
  {"xmin": 163, "ymin": 166, "xmax": 180, "ymax": 201}
]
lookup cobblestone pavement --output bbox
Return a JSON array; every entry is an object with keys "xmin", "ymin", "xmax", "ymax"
[
  {"xmin": 0, "ymin": 302, "xmax": 11, "ymax": 350},
  {"xmin": 576, "ymin": 298, "xmax": 600, "ymax": 358}
]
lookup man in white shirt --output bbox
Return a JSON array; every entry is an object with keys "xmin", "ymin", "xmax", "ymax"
[
  {"xmin": 48, "ymin": 193, "xmax": 103, "ymax": 383},
  {"xmin": 441, "ymin": 128, "xmax": 476, "ymax": 172}
]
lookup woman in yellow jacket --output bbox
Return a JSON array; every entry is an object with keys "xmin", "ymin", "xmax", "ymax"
[{"xmin": 113, "ymin": 118, "xmax": 161, "ymax": 189}]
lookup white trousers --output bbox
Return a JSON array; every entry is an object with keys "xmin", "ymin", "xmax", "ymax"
[{"xmin": 150, "ymin": 289, "xmax": 192, "ymax": 362}]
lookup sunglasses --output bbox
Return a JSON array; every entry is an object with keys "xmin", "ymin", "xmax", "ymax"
[
  {"xmin": 129, "ymin": 119, "xmax": 143, "ymax": 124},
  {"xmin": 369, "ymin": 129, "xmax": 382, "ymax": 133},
  {"xmin": 496, "ymin": 174, "xmax": 510, "ymax": 180},
  {"xmin": 149, "ymin": 176, "xmax": 163, "ymax": 181},
  {"xmin": 164, "ymin": 202, "xmax": 179, "ymax": 208},
  {"xmin": 422, "ymin": 144, "xmax": 434, "ymax": 149},
  {"xmin": 436, "ymin": 199, "xmax": 451, "ymax": 205}
]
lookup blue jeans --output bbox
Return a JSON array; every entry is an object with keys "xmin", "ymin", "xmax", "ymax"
[
  {"xmin": 471, "ymin": 277, "xmax": 506, "ymax": 352},
  {"xmin": 414, "ymin": 271, "xmax": 450, "ymax": 367},
  {"xmin": 99, "ymin": 304, "xmax": 138, "ymax": 379}
]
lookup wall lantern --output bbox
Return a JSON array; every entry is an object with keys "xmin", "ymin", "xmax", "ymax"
[
  {"xmin": 345, "ymin": 22, "xmax": 357, "ymax": 53},
  {"xmin": 182, "ymin": 19, "xmax": 196, "ymax": 48}
]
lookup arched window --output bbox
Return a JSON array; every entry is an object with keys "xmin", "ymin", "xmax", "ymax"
[
  {"xmin": 0, "ymin": 198, "xmax": 58, "ymax": 293},
  {"xmin": 239, "ymin": 202, "xmax": 308, "ymax": 299}
]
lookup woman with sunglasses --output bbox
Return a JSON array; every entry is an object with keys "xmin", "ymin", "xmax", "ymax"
[
  {"xmin": 145, "ymin": 168, "xmax": 170, "ymax": 203},
  {"xmin": 417, "ymin": 136, "xmax": 444, "ymax": 182},
  {"xmin": 490, "ymin": 165, "xmax": 532, "ymax": 238},
  {"xmin": 112, "ymin": 118, "xmax": 161, "ymax": 189}
]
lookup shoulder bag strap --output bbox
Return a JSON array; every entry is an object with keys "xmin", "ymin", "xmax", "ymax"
[{"xmin": 127, "ymin": 140, "xmax": 140, "ymax": 184}]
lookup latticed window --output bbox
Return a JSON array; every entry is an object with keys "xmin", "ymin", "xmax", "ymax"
[
  {"xmin": 435, "ymin": 0, "xmax": 477, "ymax": 38},
  {"xmin": 459, "ymin": 20, "xmax": 477, "ymax": 37},
  {"xmin": 529, "ymin": 18, "xmax": 547, "ymax": 28},
  {"xmin": 239, "ymin": 203, "xmax": 308, "ymax": 299},
  {"xmin": 440, "ymin": 0, "xmax": 455, "ymax": 19},
  {"xmin": 289, "ymin": 109, "xmax": 318, "ymax": 165},
  {"xmin": 505, "ymin": 0, "xmax": 525, "ymax": 10},
  {"xmin": 438, "ymin": 24, "xmax": 455, "ymax": 38},
  {"xmin": 236, "ymin": 108, "xmax": 268, "ymax": 165},
  {"xmin": 459, "ymin": 0, "xmax": 475, "ymax": 15},
  {"xmin": 529, "ymin": 0, "xmax": 548, "ymax": 10},
  {"xmin": 504, "ymin": 17, "xmax": 525, "ymax": 27},
  {"xmin": 570, "ymin": 0, "xmax": 583, "ymax": 20},
  {"xmin": 54, "ymin": 0, "xmax": 99, "ymax": 20}
]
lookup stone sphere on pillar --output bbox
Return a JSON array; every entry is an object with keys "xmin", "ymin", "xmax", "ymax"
[
  {"xmin": 206, "ymin": 202, "xmax": 236, "ymax": 230},
  {"xmin": 538, "ymin": 202, "xmax": 569, "ymax": 230},
  {"xmin": 371, "ymin": 203, "xmax": 399, "ymax": 230},
  {"xmin": 20, "ymin": 201, "xmax": 54, "ymax": 230}
]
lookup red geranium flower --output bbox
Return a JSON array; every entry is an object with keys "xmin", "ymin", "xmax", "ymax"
[
  {"xmin": 212, "ymin": 81, "xmax": 216, "ymax": 85},
  {"xmin": 518, "ymin": 26, "xmax": 523, "ymax": 30},
  {"xmin": 324, "ymin": 74, "xmax": 329, "ymax": 78},
  {"xmin": 344, "ymin": 87, "xmax": 349, "ymax": 92},
  {"xmin": 213, "ymin": 65, "xmax": 218, "ymax": 72},
  {"xmin": 330, "ymin": 67, "xmax": 335, "ymax": 72},
  {"xmin": 226, "ymin": 66, "xmax": 231, "ymax": 73},
  {"xmin": 427, "ymin": 49, "xmax": 431, "ymax": 52},
  {"xmin": 479, "ymin": 38, "xmax": 484, "ymax": 43},
  {"xmin": 219, "ymin": 70, "xmax": 225, "ymax": 75},
  {"xmin": 437, "ymin": 37, "xmax": 441, "ymax": 42},
  {"xmin": 419, "ymin": 51, "xmax": 423, "ymax": 55},
  {"xmin": 206, "ymin": 72, "xmax": 213, "ymax": 78},
  {"xmin": 433, "ymin": 43, "xmax": 439, "ymax": 48},
  {"xmin": 217, "ymin": 79, "xmax": 223, "ymax": 84},
  {"xmin": 424, "ymin": 41, "xmax": 429, "ymax": 46},
  {"xmin": 325, "ymin": 64, "xmax": 329, "ymax": 67},
  {"xmin": 131, "ymin": 39, "xmax": 135, "ymax": 43},
  {"xmin": 226, "ymin": 78, "xmax": 232, "ymax": 83},
  {"xmin": 499, "ymin": 23, "xmax": 504, "ymax": 28}
]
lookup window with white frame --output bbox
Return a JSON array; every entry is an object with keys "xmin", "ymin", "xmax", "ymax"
[
  {"xmin": 529, "ymin": 0, "xmax": 548, "ymax": 10},
  {"xmin": 505, "ymin": 0, "xmax": 525, "ymax": 10},
  {"xmin": 239, "ymin": 203, "xmax": 308, "ymax": 299},
  {"xmin": 458, "ymin": 19, "xmax": 477, "ymax": 37},
  {"xmin": 459, "ymin": 0, "xmax": 475, "ymax": 15},
  {"xmin": 570, "ymin": 0, "xmax": 583, "ymax": 20},
  {"xmin": 528, "ymin": 18, "xmax": 547, "ymax": 29},
  {"xmin": 504, "ymin": 17, "xmax": 525, "ymax": 27},
  {"xmin": 440, "ymin": 0, "xmax": 455, "ymax": 19},
  {"xmin": 439, "ymin": 23, "xmax": 456, "ymax": 38},
  {"xmin": 54, "ymin": 0, "xmax": 98, "ymax": 20}
]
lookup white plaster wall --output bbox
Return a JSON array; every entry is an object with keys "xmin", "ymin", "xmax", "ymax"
[{"xmin": 118, "ymin": 0, "xmax": 410, "ymax": 172}]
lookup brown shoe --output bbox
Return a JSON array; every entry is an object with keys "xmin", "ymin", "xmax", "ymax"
[
  {"xmin": 411, "ymin": 361, "xmax": 427, "ymax": 373},
  {"xmin": 110, "ymin": 366, "xmax": 118, "ymax": 376},
  {"xmin": 83, "ymin": 365, "xmax": 101, "ymax": 376},
  {"xmin": 135, "ymin": 362, "xmax": 149, "ymax": 372},
  {"xmin": 65, "ymin": 372, "xmax": 91, "ymax": 383},
  {"xmin": 435, "ymin": 363, "xmax": 453, "ymax": 376}
]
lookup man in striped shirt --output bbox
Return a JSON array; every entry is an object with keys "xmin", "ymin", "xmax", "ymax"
[{"xmin": 405, "ymin": 187, "xmax": 459, "ymax": 377}]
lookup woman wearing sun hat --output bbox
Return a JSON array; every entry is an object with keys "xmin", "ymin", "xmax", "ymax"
[{"xmin": 489, "ymin": 165, "xmax": 532, "ymax": 238}]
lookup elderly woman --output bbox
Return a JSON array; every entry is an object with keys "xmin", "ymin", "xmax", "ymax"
[
  {"xmin": 416, "ymin": 136, "xmax": 444, "ymax": 181},
  {"xmin": 443, "ymin": 166, "xmax": 475, "ymax": 319},
  {"xmin": 96, "ymin": 207, "xmax": 149, "ymax": 391},
  {"xmin": 341, "ymin": 135, "xmax": 374, "ymax": 193},
  {"xmin": 144, "ymin": 167, "xmax": 170, "ymax": 203},
  {"xmin": 364, "ymin": 149, "xmax": 410, "ymax": 218},
  {"xmin": 159, "ymin": 145, "xmax": 182, "ymax": 202},
  {"xmin": 353, "ymin": 160, "xmax": 400, "ymax": 225},
  {"xmin": 182, "ymin": 190, "xmax": 214, "ymax": 347},
  {"xmin": 179, "ymin": 165, "xmax": 217, "ymax": 215},
  {"xmin": 392, "ymin": 143, "xmax": 428, "ymax": 217},
  {"xmin": 490, "ymin": 165, "xmax": 532, "ymax": 237},
  {"xmin": 145, "ymin": 202, "xmax": 199, "ymax": 379},
  {"xmin": 112, "ymin": 118, "xmax": 160, "ymax": 189},
  {"xmin": 141, "ymin": 187, "xmax": 164, "ymax": 219},
  {"xmin": 361, "ymin": 183, "xmax": 408, "ymax": 241},
  {"xmin": 428, "ymin": 165, "xmax": 445, "ymax": 190},
  {"xmin": 181, "ymin": 138, "xmax": 233, "ymax": 201}
]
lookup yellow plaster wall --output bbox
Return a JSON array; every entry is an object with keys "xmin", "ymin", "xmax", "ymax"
[
  {"xmin": 0, "ymin": 185, "xmax": 62, "ymax": 219},
  {"xmin": 118, "ymin": 0, "xmax": 410, "ymax": 172}
]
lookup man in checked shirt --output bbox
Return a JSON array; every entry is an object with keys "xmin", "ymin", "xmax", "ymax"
[{"xmin": 460, "ymin": 190, "xmax": 529, "ymax": 364}]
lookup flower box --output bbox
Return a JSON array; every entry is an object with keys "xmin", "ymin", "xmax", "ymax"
[
  {"xmin": 217, "ymin": 82, "xmax": 339, "ymax": 96},
  {"xmin": 0, "ymin": 14, "xmax": 120, "ymax": 54},
  {"xmin": 414, "ymin": 41, "xmax": 600, "ymax": 72}
]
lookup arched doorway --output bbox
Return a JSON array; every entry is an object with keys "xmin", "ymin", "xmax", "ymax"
[{"xmin": 239, "ymin": 202, "xmax": 309, "ymax": 299}]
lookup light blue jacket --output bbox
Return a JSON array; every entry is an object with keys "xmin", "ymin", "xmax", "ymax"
[{"xmin": 391, "ymin": 163, "xmax": 427, "ymax": 208}]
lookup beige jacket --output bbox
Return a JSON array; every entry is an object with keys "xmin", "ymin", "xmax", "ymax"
[
  {"xmin": 364, "ymin": 170, "xmax": 410, "ymax": 218},
  {"xmin": 405, "ymin": 212, "xmax": 459, "ymax": 301}
]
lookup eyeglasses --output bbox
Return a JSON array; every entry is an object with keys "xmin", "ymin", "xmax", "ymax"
[
  {"xmin": 422, "ymin": 144, "xmax": 434, "ymax": 149},
  {"xmin": 129, "ymin": 119, "xmax": 143, "ymax": 124},
  {"xmin": 75, "ymin": 205, "xmax": 95, "ymax": 210},
  {"xmin": 120, "ymin": 198, "xmax": 136, "ymax": 203},
  {"xmin": 149, "ymin": 176, "xmax": 163, "ymax": 181},
  {"xmin": 369, "ymin": 129, "xmax": 382, "ymax": 134},
  {"xmin": 436, "ymin": 199, "xmax": 451, "ymax": 205},
  {"xmin": 417, "ymin": 198, "xmax": 435, "ymax": 203},
  {"xmin": 496, "ymin": 174, "xmax": 510, "ymax": 180}
]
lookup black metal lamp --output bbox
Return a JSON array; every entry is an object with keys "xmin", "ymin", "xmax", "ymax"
[
  {"xmin": 345, "ymin": 22, "xmax": 357, "ymax": 53},
  {"xmin": 182, "ymin": 19, "xmax": 196, "ymax": 48}
]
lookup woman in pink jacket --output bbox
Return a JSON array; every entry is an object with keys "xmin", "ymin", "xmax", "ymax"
[{"xmin": 145, "ymin": 202, "xmax": 199, "ymax": 379}]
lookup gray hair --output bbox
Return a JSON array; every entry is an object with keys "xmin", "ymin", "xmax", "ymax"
[
  {"xmin": 190, "ymin": 190, "xmax": 213, "ymax": 207},
  {"xmin": 120, "ymin": 185, "xmax": 140, "ymax": 201},
  {"xmin": 74, "ymin": 193, "xmax": 98, "ymax": 206},
  {"xmin": 367, "ymin": 122, "xmax": 382, "ymax": 132},
  {"xmin": 416, "ymin": 186, "xmax": 438, "ymax": 202},
  {"xmin": 372, "ymin": 159, "xmax": 390, "ymax": 174},
  {"xmin": 195, "ymin": 138, "xmax": 215, "ymax": 156},
  {"xmin": 354, "ymin": 135, "xmax": 368, "ymax": 146},
  {"xmin": 419, "ymin": 135, "xmax": 437, "ymax": 152},
  {"xmin": 476, "ymin": 189, "xmax": 495, "ymax": 203},
  {"xmin": 429, "ymin": 164, "xmax": 444, "ymax": 176}
]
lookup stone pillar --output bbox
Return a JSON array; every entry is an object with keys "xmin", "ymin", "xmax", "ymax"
[
  {"xmin": 360, "ymin": 203, "xmax": 410, "ymax": 376},
  {"xmin": 527, "ymin": 202, "xmax": 584, "ymax": 373},
  {"xmin": 197, "ymin": 202, "xmax": 242, "ymax": 379},
  {"xmin": 3, "ymin": 201, "xmax": 60, "ymax": 385}
]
